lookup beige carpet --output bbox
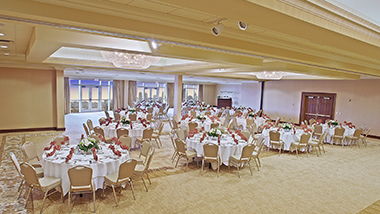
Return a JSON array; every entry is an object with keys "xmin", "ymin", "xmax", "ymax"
[{"xmin": 2, "ymin": 125, "xmax": 380, "ymax": 213}]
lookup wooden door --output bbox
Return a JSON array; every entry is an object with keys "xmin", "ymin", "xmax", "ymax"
[{"xmin": 300, "ymin": 92, "xmax": 336, "ymax": 124}]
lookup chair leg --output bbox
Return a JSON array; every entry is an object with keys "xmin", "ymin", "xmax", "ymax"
[
  {"xmin": 217, "ymin": 160, "xmax": 220, "ymax": 177},
  {"xmin": 102, "ymin": 182, "xmax": 105, "ymax": 199},
  {"xmin": 25, "ymin": 187, "xmax": 32, "ymax": 209},
  {"xmin": 201, "ymin": 159, "xmax": 204, "ymax": 176},
  {"xmin": 296, "ymin": 148, "xmax": 299, "ymax": 158},
  {"xmin": 111, "ymin": 185, "xmax": 118, "ymax": 207},
  {"xmin": 175, "ymin": 155, "xmax": 180, "ymax": 168},
  {"xmin": 185, "ymin": 158, "xmax": 189, "ymax": 172},
  {"xmin": 248, "ymin": 161, "xmax": 253, "ymax": 176},
  {"xmin": 140, "ymin": 176, "xmax": 148, "ymax": 192},
  {"xmin": 253, "ymin": 158, "xmax": 260, "ymax": 171},
  {"xmin": 93, "ymin": 189, "xmax": 96, "ymax": 213},
  {"xmin": 40, "ymin": 191, "xmax": 48, "ymax": 214},
  {"xmin": 237, "ymin": 161, "xmax": 240, "ymax": 178},
  {"xmin": 257, "ymin": 157, "xmax": 261, "ymax": 167},
  {"xmin": 18, "ymin": 181, "xmax": 25, "ymax": 199},
  {"xmin": 228, "ymin": 159, "xmax": 230, "ymax": 172},
  {"xmin": 129, "ymin": 180, "xmax": 136, "ymax": 200},
  {"xmin": 68, "ymin": 192, "xmax": 71, "ymax": 214},
  {"xmin": 145, "ymin": 172, "xmax": 151, "ymax": 185}
]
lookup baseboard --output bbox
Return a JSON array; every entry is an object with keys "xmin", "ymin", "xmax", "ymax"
[
  {"xmin": 368, "ymin": 134, "xmax": 380, "ymax": 140},
  {"xmin": 0, "ymin": 127, "xmax": 66, "ymax": 133}
]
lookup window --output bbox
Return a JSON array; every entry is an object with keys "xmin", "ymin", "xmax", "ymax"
[
  {"xmin": 69, "ymin": 79, "xmax": 113, "ymax": 113},
  {"xmin": 183, "ymin": 84, "xmax": 199, "ymax": 101},
  {"xmin": 136, "ymin": 82, "xmax": 167, "ymax": 102}
]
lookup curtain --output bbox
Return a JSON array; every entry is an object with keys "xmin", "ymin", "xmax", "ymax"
[
  {"xmin": 64, "ymin": 77, "xmax": 70, "ymax": 114},
  {"xmin": 167, "ymin": 83, "xmax": 174, "ymax": 108},
  {"xmin": 128, "ymin": 80, "xmax": 136, "ymax": 107},
  {"xmin": 113, "ymin": 80, "xmax": 124, "ymax": 109},
  {"xmin": 198, "ymin": 84, "xmax": 203, "ymax": 102}
]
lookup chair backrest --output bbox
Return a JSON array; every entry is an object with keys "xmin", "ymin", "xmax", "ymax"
[
  {"xmin": 227, "ymin": 120, "xmax": 234, "ymax": 130},
  {"xmin": 157, "ymin": 123, "xmax": 164, "ymax": 135},
  {"xmin": 205, "ymin": 111, "xmax": 211, "ymax": 116},
  {"xmin": 309, "ymin": 118, "xmax": 316, "ymax": 125},
  {"xmin": 203, "ymin": 143, "xmax": 218, "ymax": 158},
  {"xmin": 140, "ymin": 141, "xmax": 152, "ymax": 157},
  {"xmin": 99, "ymin": 117, "xmax": 106, "ymax": 125},
  {"xmin": 83, "ymin": 123, "xmax": 90, "ymax": 136},
  {"xmin": 94, "ymin": 126, "xmax": 105, "ymax": 137},
  {"xmin": 255, "ymin": 136, "xmax": 265, "ymax": 152},
  {"xmin": 114, "ymin": 112, "xmax": 121, "ymax": 121},
  {"xmin": 146, "ymin": 113, "xmax": 153, "ymax": 121},
  {"xmin": 129, "ymin": 113, "xmax": 137, "ymax": 121},
  {"xmin": 299, "ymin": 133, "xmax": 311, "ymax": 144},
  {"xmin": 217, "ymin": 110, "xmax": 223, "ymax": 118},
  {"xmin": 353, "ymin": 128, "xmax": 363, "ymax": 138},
  {"xmin": 188, "ymin": 122, "xmax": 198, "ymax": 132},
  {"xmin": 10, "ymin": 152, "xmax": 23, "ymax": 178},
  {"xmin": 269, "ymin": 131, "xmax": 281, "ymax": 141},
  {"xmin": 190, "ymin": 111, "xmax": 196, "ymax": 117},
  {"xmin": 241, "ymin": 130, "xmax": 250, "ymax": 139},
  {"xmin": 22, "ymin": 141, "xmax": 39, "ymax": 162},
  {"xmin": 176, "ymin": 128, "xmax": 186, "ymax": 140},
  {"xmin": 117, "ymin": 128, "xmax": 129, "ymax": 139},
  {"xmin": 210, "ymin": 122, "xmax": 219, "ymax": 129},
  {"xmin": 304, "ymin": 120, "xmax": 308, "ymax": 125},
  {"xmin": 54, "ymin": 135, "xmax": 69, "ymax": 145},
  {"xmin": 364, "ymin": 127, "xmax": 371, "ymax": 137},
  {"xmin": 143, "ymin": 127, "xmax": 153, "ymax": 139},
  {"xmin": 240, "ymin": 144, "xmax": 255, "ymax": 160},
  {"xmin": 318, "ymin": 132, "xmax": 328, "ymax": 144},
  {"xmin": 334, "ymin": 127, "xmax": 345, "ymax": 136},
  {"xmin": 89, "ymin": 133, "xmax": 102, "ymax": 142},
  {"xmin": 175, "ymin": 138, "xmax": 186, "ymax": 153},
  {"xmin": 250, "ymin": 123, "xmax": 258, "ymax": 135},
  {"xmin": 118, "ymin": 159, "xmax": 137, "ymax": 183},
  {"xmin": 20, "ymin": 162, "xmax": 39, "ymax": 186},
  {"xmin": 170, "ymin": 134, "xmax": 177, "ymax": 150},
  {"xmin": 246, "ymin": 117, "xmax": 254, "ymax": 126},
  {"xmin": 87, "ymin": 119, "xmax": 94, "ymax": 131},
  {"xmin": 68, "ymin": 166, "xmax": 93, "ymax": 190},
  {"xmin": 104, "ymin": 110, "xmax": 110, "ymax": 119},
  {"xmin": 142, "ymin": 149, "xmax": 155, "ymax": 172},
  {"xmin": 172, "ymin": 119, "xmax": 178, "ymax": 129},
  {"xmin": 275, "ymin": 117, "xmax": 280, "ymax": 126},
  {"xmin": 147, "ymin": 107, "xmax": 153, "ymax": 113},
  {"xmin": 314, "ymin": 125, "xmax": 322, "ymax": 134},
  {"xmin": 119, "ymin": 135, "xmax": 132, "ymax": 150}
]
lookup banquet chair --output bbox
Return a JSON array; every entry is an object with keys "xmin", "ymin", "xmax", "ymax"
[
  {"xmin": 89, "ymin": 133, "xmax": 103, "ymax": 143},
  {"xmin": 331, "ymin": 127, "xmax": 345, "ymax": 147},
  {"xmin": 170, "ymin": 134, "xmax": 178, "ymax": 162},
  {"xmin": 103, "ymin": 159, "xmax": 137, "ymax": 206},
  {"xmin": 174, "ymin": 138, "xmax": 198, "ymax": 172},
  {"xmin": 22, "ymin": 141, "xmax": 44, "ymax": 169},
  {"xmin": 345, "ymin": 128, "xmax": 363, "ymax": 148},
  {"xmin": 307, "ymin": 132, "xmax": 327, "ymax": 157},
  {"xmin": 250, "ymin": 123, "xmax": 258, "ymax": 136},
  {"xmin": 134, "ymin": 140, "xmax": 152, "ymax": 165},
  {"xmin": 309, "ymin": 118, "xmax": 316, "ymax": 125},
  {"xmin": 94, "ymin": 126, "xmax": 112, "ymax": 143},
  {"xmin": 217, "ymin": 110, "xmax": 223, "ymax": 118},
  {"xmin": 99, "ymin": 117, "xmax": 106, "ymax": 125},
  {"xmin": 146, "ymin": 113, "xmax": 154, "ymax": 122},
  {"xmin": 210, "ymin": 122, "xmax": 219, "ymax": 129},
  {"xmin": 232, "ymin": 117, "xmax": 244, "ymax": 131},
  {"xmin": 269, "ymin": 131, "xmax": 284, "ymax": 156},
  {"xmin": 188, "ymin": 121, "xmax": 198, "ymax": 132},
  {"xmin": 119, "ymin": 135, "xmax": 132, "ymax": 152},
  {"xmin": 87, "ymin": 119, "xmax": 95, "ymax": 133},
  {"xmin": 53, "ymin": 135, "xmax": 70, "ymax": 146},
  {"xmin": 151, "ymin": 123, "xmax": 164, "ymax": 148},
  {"xmin": 134, "ymin": 149, "xmax": 155, "ymax": 192},
  {"xmin": 190, "ymin": 110, "xmax": 197, "ymax": 118},
  {"xmin": 10, "ymin": 152, "xmax": 28, "ymax": 199},
  {"xmin": 241, "ymin": 130, "xmax": 251, "ymax": 140},
  {"xmin": 228, "ymin": 144, "xmax": 255, "ymax": 178},
  {"xmin": 116, "ymin": 127, "xmax": 129, "ymax": 139},
  {"xmin": 274, "ymin": 117, "xmax": 281, "ymax": 127},
  {"xmin": 147, "ymin": 107, "xmax": 153, "ymax": 114},
  {"xmin": 163, "ymin": 106, "xmax": 170, "ymax": 119},
  {"xmin": 155, "ymin": 106, "xmax": 165, "ymax": 119},
  {"xmin": 135, "ymin": 127, "xmax": 153, "ymax": 148},
  {"xmin": 289, "ymin": 133, "xmax": 311, "ymax": 158},
  {"xmin": 104, "ymin": 110, "xmax": 111, "ymax": 119},
  {"xmin": 304, "ymin": 120, "xmax": 309, "ymax": 126},
  {"xmin": 202, "ymin": 143, "xmax": 220, "ymax": 177},
  {"xmin": 251, "ymin": 136, "xmax": 266, "ymax": 171},
  {"xmin": 204, "ymin": 111, "xmax": 211, "ymax": 116},
  {"xmin": 313, "ymin": 124, "xmax": 323, "ymax": 139},
  {"xmin": 129, "ymin": 113, "xmax": 137, "ymax": 122},
  {"xmin": 83, "ymin": 123, "xmax": 90, "ymax": 136},
  {"xmin": 113, "ymin": 112, "xmax": 121, "ymax": 122},
  {"xmin": 20, "ymin": 162, "xmax": 64, "ymax": 213},
  {"xmin": 176, "ymin": 128, "xmax": 187, "ymax": 141},
  {"xmin": 246, "ymin": 117, "xmax": 254, "ymax": 128},
  {"xmin": 67, "ymin": 166, "xmax": 95, "ymax": 213},
  {"xmin": 359, "ymin": 127, "xmax": 371, "ymax": 147},
  {"xmin": 227, "ymin": 120, "xmax": 234, "ymax": 130}
]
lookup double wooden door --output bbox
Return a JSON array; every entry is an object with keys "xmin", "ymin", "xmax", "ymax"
[{"xmin": 300, "ymin": 92, "xmax": 336, "ymax": 124}]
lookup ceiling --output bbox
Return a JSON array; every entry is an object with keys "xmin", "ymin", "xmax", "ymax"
[{"xmin": 1, "ymin": 0, "xmax": 380, "ymax": 84}]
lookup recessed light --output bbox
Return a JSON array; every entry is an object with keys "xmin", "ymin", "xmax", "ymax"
[
  {"xmin": 0, "ymin": 45, "xmax": 8, "ymax": 49},
  {"xmin": 0, "ymin": 33, "xmax": 4, "ymax": 36},
  {"xmin": 4, "ymin": 52, "xmax": 10, "ymax": 56}
]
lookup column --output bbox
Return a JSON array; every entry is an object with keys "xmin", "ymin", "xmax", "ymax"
[{"xmin": 173, "ymin": 75, "xmax": 183, "ymax": 121}]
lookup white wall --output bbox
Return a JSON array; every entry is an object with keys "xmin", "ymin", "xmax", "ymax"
[{"xmin": 216, "ymin": 84, "xmax": 242, "ymax": 106}]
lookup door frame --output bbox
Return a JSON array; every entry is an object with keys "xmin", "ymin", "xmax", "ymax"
[
  {"xmin": 299, "ymin": 92, "xmax": 336, "ymax": 124},
  {"xmin": 80, "ymin": 85, "xmax": 101, "ymax": 112}
]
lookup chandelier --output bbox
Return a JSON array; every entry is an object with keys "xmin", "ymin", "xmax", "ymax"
[
  {"xmin": 255, "ymin": 71, "xmax": 288, "ymax": 80},
  {"xmin": 101, "ymin": 51, "xmax": 161, "ymax": 69}
]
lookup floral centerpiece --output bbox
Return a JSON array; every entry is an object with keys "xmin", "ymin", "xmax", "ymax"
[
  {"xmin": 237, "ymin": 106, "xmax": 244, "ymax": 111},
  {"xmin": 197, "ymin": 115, "xmax": 206, "ymax": 121},
  {"xmin": 207, "ymin": 128, "xmax": 223, "ymax": 137},
  {"xmin": 248, "ymin": 112, "xmax": 256, "ymax": 118},
  {"xmin": 327, "ymin": 120, "xmax": 338, "ymax": 126},
  {"xmin": 78, "ymin": 137, "xmax": 99, "ymax": 153},
  {"xmin": 128, "ymin": 107, "xmax": 136, "ymax": 113},
  {"xmin": 199, "ymin": 107, "xmax": 206, "ymax": 111},
  {"xmin": 121, "ymin": 117, "xmax": 130, "ymax": 125},
  {"xmin": 282, "ymin": 123, "xmax": 293, "ymax": 131}
]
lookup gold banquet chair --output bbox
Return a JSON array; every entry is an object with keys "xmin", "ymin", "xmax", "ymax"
[
  {"xmin": 251, "ymin": 136, "xmax": 266, "ymax": 171},
  {"xmin": 228, "ymin": 144, "xmax": 255, "ymax": 178},
  {"xmin": 201, "ymin": 143, "xmax": 220, "ymax": 177},
  {"xmin": 345, "ymin": 128, "xmax": 363, "ymax": 148},
  {"xmin": 313, "ymin": 124, "xmax": 323, "ymax": 139},
  {"xmin": 289, "ymin": 133, "xmax": 311, "ymax": 158},
  {"xmin": 135, "ymin": 127, "xmax": 153, "ymax": 148},
  {"xmin": 116, "ymin": 127, "xmax": 129, "ymax": 139},
  {"xmin": 269, "ymin": 131, "xmax": 284, "ymax": 156},
  {"xmin": 83, "ymin": 123, "xmax": 90, "ymax": 136},
  {"xmin": 87, "ymin": 119, "xmax": 95, "ymax": 133},
  {"xmin": 103, "ymin": 159, "xmax": 137, "ymax": 206},
  {"xmin": 152, "ymin": 123, "xmax": 164, "ymax": 148},
  {"xmin": 170, "ymin": 134, "xmax": 179, "ymax": 162},
  {"xmin": 307, "ymin": 132, "xmax": 327, "ymax": 157},
  {"xmin": 20, "ymin": 162, "xmax": 64, "ymax": 213},
  {"xmin": 134, "ymin": 149, "xmax": 155, "ymax": 192},
  {"xmin": 119, "ymin": 135, "xmax": 132, "ymax": 152},
  {"xmin": 22, "ymin": 141, "xmax": 44, "ymax": 176},
  {"xmin": 10, "ymin": 152, "xmax": 27, "ymax": 199},
  {"xmin": 188, "ymin": 121, "xmax": 198, "ymax": 132},
  {"xmin": 94, "ymin": 126, "xmax": 113, "ymax": 143},
  {"xmin": 135, "ymin": 140, "xmax": 152, "ymax": 166},
  {"xmin": 359, "ymin": 127, "xmax": 371, "ymax": 147},
  {"xmin": 174, "ymin": 138, "xmax": 198, "ymax": 172},
  {"xmin": 68, "ymin": 166, "xmax": 96, "ymax": 213},
  {"xmin": 331, "ymin": 127, "xmax": 345, "ymax": 147}
]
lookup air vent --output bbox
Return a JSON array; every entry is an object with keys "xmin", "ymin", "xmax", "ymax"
[{"xmin": 0, "ymin": 39, "xmax": 13, "ymax": 43}]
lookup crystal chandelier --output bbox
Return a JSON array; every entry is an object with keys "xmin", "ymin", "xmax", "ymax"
[
  {"xmin": 101, "ymin": 51, "xmax": 161, "ymax": 69},
  {"xmin": 255, "ymin": 71, "xmax": 288, "ymax": 80}
]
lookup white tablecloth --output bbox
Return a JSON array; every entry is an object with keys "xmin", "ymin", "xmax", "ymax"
[
  {"xmin": 180, "ymin": 118, "xmax": 221, "ymax": 132},
  {"xmin": 262, "ymin": 128, "xmax": 311, "ymax": 150},
  {"xmin": 236, "ymin": 117, "xmax": 266, "ymax": 130},
  {"xmin": 41, "ymin": 144, "xmax": 130, "ymax": 195},
  {"xmin": 321, "ymin": 124, "xmax": 355, "ymax": 144},
  {"xmin": 186, "ymin": 133, "xmax": 247, "ymax": 165}
]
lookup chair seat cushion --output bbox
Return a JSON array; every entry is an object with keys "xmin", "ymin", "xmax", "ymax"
[
  {"xmin": 186, "ymin": 150, "xmax": 197, "ymax": 158},
  {"xmin": 39, "ymin": 176, "xmax": 61, "ymax": 190},
  {"xmin": 229, "ymin": 154, "xmax": 241, "ymax": 161},
  {"xmin": 35, "ymin": 167, "xmax": 44, "ymax": 176},
  {"xmin": 134, "ymin": 164, "xmax": 145, "ymax": 174},
  {"xmin": 104, "ymin": 172, "xmax": 118, "ymax": 184}
]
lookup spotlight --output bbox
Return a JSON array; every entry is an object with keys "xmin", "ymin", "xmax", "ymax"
[
  {"xmin": 238, "ymin": 22, "xmax": 248, "ymax": 30},
  {"xmin": 211, "ymin": 23, "xmax": 225, "ymax": 36},
  {"xmin": 151, "ymin": 41, "xmax": 158, "ymax": 49}
]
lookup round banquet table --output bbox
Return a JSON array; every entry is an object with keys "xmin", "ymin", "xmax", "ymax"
[
  {"xmin": 321, "ymin": 124, "xmax": 355, "ymax": 145},
  {"xmin": 262, "ymin": 128, "xmax": 312, "ymax": 151},
  {"xmin": 186, "ymin": 133, "xmax": 247, "ymax": 165},
  {"xmin": 236, "ymin": 117, "xmax": 266, "ymax": 130},
  {"xmin": 179, "ymin": 118, "xmax": 222, "ymax": 132},
  {"xmin": 41, "ymin": 144, "xmax": 130, "ymax": 195}
]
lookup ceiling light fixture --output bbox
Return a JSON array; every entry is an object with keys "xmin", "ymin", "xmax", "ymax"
[
  {"xmin": 255, "ymin": 71, "xmax": 288, "ymax": 80},
  {"xmin": 3, "ymin": 52, "xmax": 10, "ymax": 56},
  {"xmin": 0, "ymin": 45, "xmax": 8, "ymax": 49},
  {"xmin": 151, "ymin": 41, "xmax": 158, "ymax": 49},
  {"xmin": 238, "ymin": 22, "xmax": 248, "ymax": 30},
  {"xmin": 211, "ymin": 23, "xmax": 224, "ymax": 36},
  {"xmin": 0, "ymin": 33, "xmax": 4, "ymax": 36},
  {"xmin": 101, "ymin": 51, "xmax": 161, "ymax": 69}
]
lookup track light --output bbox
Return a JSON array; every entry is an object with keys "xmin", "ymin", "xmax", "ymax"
[
  {"xmin": 211, "ymin": 23, "xmax": 225, "ymax": 36},
  {"xmin": 238, "ymin": 22, "xmax": 248, "ymax": 30}
]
